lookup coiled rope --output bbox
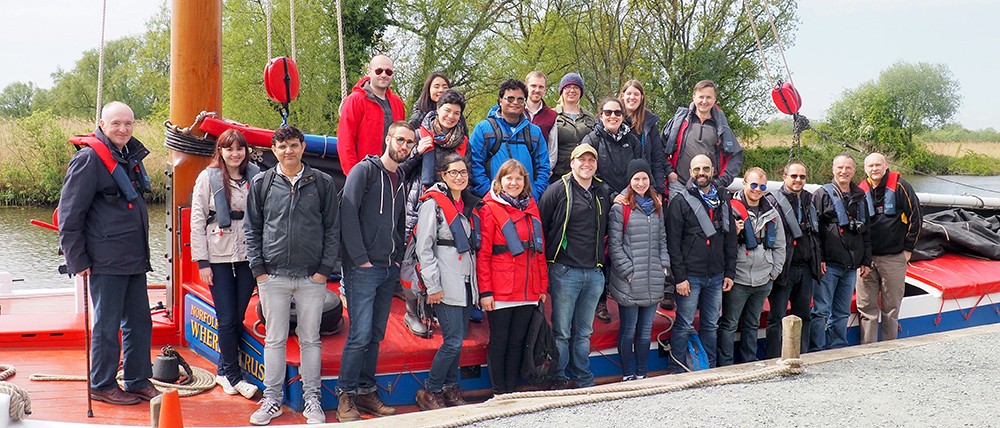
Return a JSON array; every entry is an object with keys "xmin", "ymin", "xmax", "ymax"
[
  {"xmin": 28, "ymin": 365, "xmax": 216, "ymax": 398},
  {"xmin": 422, "ymin": 358, "xmax": 806, "ymax": 428},
  {"xmin": 0, "ymin": 381, "xmax": 32, "ymax": 422},
  {"xmin": 0, "ymin": 364, "xmax": 14, "ymax": 381},
  {"xmin": 163, "ymin": 112, "xmax": 217, "ymax": 157}
]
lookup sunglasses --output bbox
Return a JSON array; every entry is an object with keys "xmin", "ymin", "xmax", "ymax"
[
  {"xmin": 444, "ymin": 169, "xmax": 469, "ymax": 178},
  {"xmin": 749, "ymin": 182, "xmax": 767, "ymax": 191},
  {"xmin": 602, "ymin": 109, "xmax": 624, "ymax": 117},
  {"xmin": 373, "ymin": 68, "xmax": 394, "ymax": 76},
  {"xmin": 787, "ymin": 174, "xmax": 807, "ymax": 180},
  {"xmin": 393, "ymin": 136, "xmax": 416, "ymax": 149},
  {"xmin": 502, "ymin": 96, "xmax": 526, "ymax": 104}
]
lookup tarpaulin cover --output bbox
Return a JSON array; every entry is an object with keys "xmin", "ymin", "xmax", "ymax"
[
  {"xmin": 912, "ymin": 208, "xmax": 1000, "ymax": 261},
  {"xmin": 907, "ymin": 253, "xmax": 1000, "ymax": 299}
]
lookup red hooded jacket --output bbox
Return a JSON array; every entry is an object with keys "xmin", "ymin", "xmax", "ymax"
[
  {"xmin": 337, "ymin": 77, "xmax": 406, "ymax": 173},
  {"xmin": 477, "ymin": 191, "xmax": 548, "ymax": 302}
]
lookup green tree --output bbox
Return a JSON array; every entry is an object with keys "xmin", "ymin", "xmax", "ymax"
[
  {"xmin": 0, "ymin": 81, "xmax": 37, "ymax": 118},
  {"xmin": 827, "ymin": 61, "xmax": 960, "ymax": 158}
]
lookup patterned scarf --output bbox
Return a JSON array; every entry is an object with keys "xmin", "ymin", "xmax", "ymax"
[
  {"xmin": 699, "ymin": 185, "xmax": 720, "ymax": 210},
  {"xmin": 421, "ymin": 110, "xmax": 465, "ymax": 149},
  {"xmin": 499, "ymin": 190, "xmax": 531, "ymax": 211}
]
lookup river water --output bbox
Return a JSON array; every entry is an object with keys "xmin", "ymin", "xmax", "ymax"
[
  {"xmin": 3, "ymin": 175, "xmax": 1000, "ymax": 290},
  {"xmin": 0, "ymin": 204, "xmax": 170, "ymax": 290}
]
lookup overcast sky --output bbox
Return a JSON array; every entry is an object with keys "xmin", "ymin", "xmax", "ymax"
[{"xmin": 2, "ymin": 0, "xmax": 996, "ymax": 130}]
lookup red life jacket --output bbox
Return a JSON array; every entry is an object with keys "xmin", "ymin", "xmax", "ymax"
[
  {"xmin": 858, "ymin": 171, "xmax": 899, "ymax": 216},
  {"xmin": 730, "ymin": 198, "xmax": 777, "ymax": 250},
  {"xmin": 485, "ymin": 199, "xmax": 543, "ymax": 256},
  {"xmin": 70, "ymin": 134, "xmax": 142, "ymax": 207},
  {"xmin": 668, "ymin": 106, "xmax": 732, "ymax": 179},
  {"xmin": 418, "ymin": 190, "xmax": 480, "ymax": 254}
]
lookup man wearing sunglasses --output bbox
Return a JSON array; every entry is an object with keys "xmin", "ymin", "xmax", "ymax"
[
  {"xmin": 337, "ymin": 121, "xmax": 416, "ymax": 421},
  {"xmin": 763, "ymin": 161, "xmax": 822, "ymax": 358},
  {"xmin": 666, "ymin": 154, "xmax": 737, "ymax": 372},
  {"xmin": 469, "ymin": 78, "xmax": 550, "ymax": 200},
  {"xmin": 337, "ymin": 54, "xmax": 406, "ymax": 174},
  {"xmin": 718, "ymin": 168, "xmax": 785, "ymax": 366},
  {"xmin": 661, "ymin": 80, "xmax": 743, "ymax": 197}
]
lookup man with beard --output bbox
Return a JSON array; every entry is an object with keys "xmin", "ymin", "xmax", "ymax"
[
  {"xmin": 337, "ymin": 121, "xmax": 416, "ymax": 421},
  {"xmin": 666, "ymin": 154, "xmax": 737, "ymax": 372},
  {"xmin": 337, "ymin": 54, "xmax": 407, "ymax": 173},
  {"xmin": 524, "ymin": 70, "xmax": 557, "ymax": 140},
  {"xmin": 764, "ymin": 161, "xmax": 822, "ymax": 357}
]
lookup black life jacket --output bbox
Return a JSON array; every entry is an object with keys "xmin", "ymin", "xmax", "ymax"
[
  {"xmin": 680, "ymin": 188, "xmax": 730, "ymax": 237},
  {"xmin": 822, "ymin": 183, "xmax": 867, "ymax": 227},
  {"xmin": 730, "ymin": 198, "xmax": 777, "ymax": 250},
  {"xmin": 768, "ymin": 189, "xmax": 819, "ymax": 240}
]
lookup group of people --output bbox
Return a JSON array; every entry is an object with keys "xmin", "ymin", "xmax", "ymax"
[{"xmin": 56, "ymin": 52, "xmax": 921, "ymax": 426}]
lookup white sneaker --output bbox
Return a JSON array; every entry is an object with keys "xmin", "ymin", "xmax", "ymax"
[
  {"xmin": 216, "ymin": 375, "xmax": 237, "ymax": 395},
  {"xmin": 250, "ymin": 397, "xmax": 283, "ymax": 425},
  {"xmin": 234, "ymin": 380, "xmax": 260, "ymax": 399},
  {"xmin": 303, "ymin": 397, "xmax": 326, "ymax": 424}
]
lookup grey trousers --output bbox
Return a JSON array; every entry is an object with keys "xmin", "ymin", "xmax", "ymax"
[
  {"xmin": 857, "ymin": 252, "xmax": 907, "ymax": 344},
  {"xmin": 258, "ymin": 274, "xmax": 327, "ymax": 401}
]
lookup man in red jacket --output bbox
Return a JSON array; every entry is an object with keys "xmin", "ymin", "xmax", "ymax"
[{"xmin": 337, "ymin": 54, "xmax": 407, "ymax": 173}]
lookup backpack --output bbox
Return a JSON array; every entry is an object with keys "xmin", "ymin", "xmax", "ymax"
[
  {"xmin": 521, "ymin": 304, "xmax": 559, "ymax": 385},
  {"xmin": 482, "ymin": 116, "xmax": 541, "ymax": 179}
]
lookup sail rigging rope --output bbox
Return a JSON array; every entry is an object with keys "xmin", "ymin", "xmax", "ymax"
[
  {"xmin": 336, "ymin": 0, "xmax": 348, "ymax": 99},
  {"xmin": 95, "ymin": 0, "xmax": 108, "ymax": 126},
  {"xmin": 265, "ymin": 0, "xmax": 273, "ymax": 61}
]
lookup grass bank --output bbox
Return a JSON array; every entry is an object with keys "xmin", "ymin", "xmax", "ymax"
[{"xmin": 0, "ymin": 113, "xmax": 169, "ymax": 206}]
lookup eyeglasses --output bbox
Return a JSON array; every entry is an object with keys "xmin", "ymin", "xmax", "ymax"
[
  {"xmin": 749, "ymin": 182, "xmax": 767, "ymax": 191},
  {"xmin": 691, "ymin": 166, "xmax": 713, "ymax": 173},
  {"xmin": 787, "ymin": 174, "xmax": 807, "ymax": 180},
  {"xmin": 502, "ymin": 96, "xmax": 526, "ymax": 104},
  {"xmin": 373, "ymin": 68, "xmax": 394, "ymax": 76},
  {"xmin": 393, "ymin": 137, "xmax": 416, "ymax": 148},
  {"xmin": 444, "ymin": 169, "xmax": 469, "ymax": 178},
  {"xmin": 602, "ymin": 109, "xmax": 624, "ymax": 117}
]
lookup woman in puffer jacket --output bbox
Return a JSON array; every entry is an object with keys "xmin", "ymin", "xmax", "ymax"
[
  {"xmin": 413, "ymin": 153, "xmax": 482, "ymax": 410},
  {"xmin": 189, "ymin": 129, "xmax": 261, "ymax": 399},
  {"xmin": 478, "ymin": 158, "xmax": 548, "ymax": 395},
  {"xmin": 607, "ymin": 159, "xmax": 670, "ymax": 381}
]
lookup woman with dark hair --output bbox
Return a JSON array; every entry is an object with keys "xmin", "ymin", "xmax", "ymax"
[
  {"xmin": 401, "ymin": 89, "xmax": 471, "ymax": 336},
  {"xmin": 190, "ymin": 129, "xmax": 261, "ymax": 399},
  {"xmin": 620, "ymin": 80, "xmax": 666, "ymax": 195},
  {"xmin": 607, "ymin": 159, "xmax": 669, "ymax": 381},
  {"xmin": 413, "ymin": 153, "xmax": 482, "ymax": 410},
  {"xmin": 548, "ymin": 72, "xmax": 595, "ymax": 182},
  {"xmin": 580, "ymin": 97, "xmax": 646, "ymax": 323},
  {"xmin": 409, "ymin": 72, "xmax": 452, "ymax": 129},
  {"xmin": 478, "ymin": 159, "xmax": 548, "ymax": 395}
]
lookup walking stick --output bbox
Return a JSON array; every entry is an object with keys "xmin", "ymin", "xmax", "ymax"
[{"xmin": 82, "ymin": 274, "xmax": 94, "ymax": 417}]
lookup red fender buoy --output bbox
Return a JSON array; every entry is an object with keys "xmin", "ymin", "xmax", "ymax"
[
  {"xmin": 771, "ymin": 81, "xmax": 802, "ymax": 115},
  {"xmin": 264, "ymin": 57, "xmax": 300, "ymax": 104}
]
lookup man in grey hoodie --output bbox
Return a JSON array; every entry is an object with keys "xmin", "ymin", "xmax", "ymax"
[
  {"xmin": 336, "ymin": 121, "xmax": 416, "ymax": 421},
  {"xmin": 718, "ymin": 167, "xmax": 785, "ymax": 366}
]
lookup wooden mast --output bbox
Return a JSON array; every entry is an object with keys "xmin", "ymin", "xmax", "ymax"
[{"xmin": 166, "ymin": 0, "xmax": 222, "ymax": 334}]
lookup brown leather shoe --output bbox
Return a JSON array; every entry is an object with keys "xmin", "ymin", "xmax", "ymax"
[
  {"xmin": 126, "ymin": 385, "xmax": 162, "ymax": 402},
  {"xmin": 415, "ymin": 389, "xmax": 446, "ymax": 411},
  {"xmin": 355, "ymin": 391, "xmax": 396, "ymax": 417},
  {"xmin": 336, "ymin": 391, "xmax": 361, "ymax": 422},
  {"xmin": 441, "ymin": 385, "xmax": 466, "ymax": 406},
  {"xmin": 91, "ymin": 387, "xmax": 141, "ymax": 405}
]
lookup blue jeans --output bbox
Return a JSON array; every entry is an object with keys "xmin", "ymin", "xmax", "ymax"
[
  {"xmin": 617, "ymin": 304, "xmax": 657, "ymax": 377},
  {"xmin": 425, "ymin": 301, "xmax": 471, "ymax": 392},
  {"xmin": 670, "ymin": 274, "xmax": 723, "ymax": 371},
  {"xmin": 209, "ymin": 262, "xmax": 256, "ymax": 385},
  {"xmin": 258, "ymin": 274, "xmax": 327, "ymax": 401},
  {"xmin": 548, "ymin": 263, "xmax": 604, "ymax": 387},
  {"xmin": 338, "ymin": 265, "xmax": 399, "ymax": 395},
  {"xmin": 810, "ymin": 263, "xmax": 856, "ymax": 351},
  {"xmin": 718, "ymin": 281, "xmax": 773, "ymax": 366},
  {"xmin": 88, "ymin": 273, "xmax": 153, "ymax": 391}
]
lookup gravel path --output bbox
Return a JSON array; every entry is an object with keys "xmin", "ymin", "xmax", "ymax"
[{"xmin": 470, "ymin": 330, "xmax": 999, "ymax": 427}]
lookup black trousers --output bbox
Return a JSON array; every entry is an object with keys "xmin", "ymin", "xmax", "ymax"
[
  {"xmin": 765, "ymin": 263, "xmax": 815, "ymax": 358},
  {"xmin": 486, "ymin": 304, "xmax": 534, "ymax": 393}
]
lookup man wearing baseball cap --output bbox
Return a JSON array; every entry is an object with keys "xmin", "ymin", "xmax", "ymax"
[{"xmin": 539, "ymin": 143, "xmax": 611, "ymax": 389}]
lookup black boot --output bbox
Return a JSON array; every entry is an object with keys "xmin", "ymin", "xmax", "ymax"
[{"xmin": 595, "ymin": 298, "xmax": 611, "ymax": 324}]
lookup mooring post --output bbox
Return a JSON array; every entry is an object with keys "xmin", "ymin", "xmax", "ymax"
[{"xmin": 781, "ymin": 315, "xmax": 803, "ymax": 360}]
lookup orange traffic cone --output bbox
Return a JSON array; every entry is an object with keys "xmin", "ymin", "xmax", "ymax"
[{"xmin": 157, "ymin": 389, "xmax": 183, "ymax": 428}]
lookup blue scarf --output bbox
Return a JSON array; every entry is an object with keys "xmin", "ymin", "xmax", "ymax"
[
  {"xmin": 636, "ymin": 194, "xmax": 655, "ymax": 215},
  {"xmin": 699, "ymin": 185, "xmax": 720, "ymax": 210}
]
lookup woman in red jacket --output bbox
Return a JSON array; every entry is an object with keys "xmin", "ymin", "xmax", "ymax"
[{"xmin": 478, "ymin": 159, "xmax": 548, "ymax": 395}]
